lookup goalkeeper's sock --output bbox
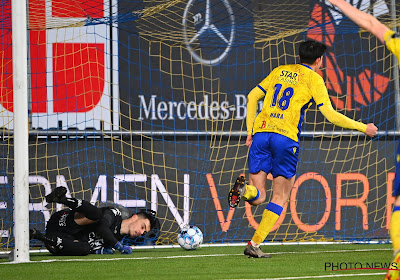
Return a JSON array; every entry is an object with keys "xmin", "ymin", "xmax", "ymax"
[
  {"xmin": 251, "ymin": 202, "xmax": 283, "ymax": 245},
  {"xmin": 61, "ymin": 198, "xmax": 102, "ymax": 221},
  {"xmin": 243, "ymin": 184, "xmax": 259, "ymax": 202},
  {"xmin": 29, "ymin": 228, "xmax": 56, "ymax": 246},
  {"xmin": 249, "ymin": 240, "xmax": 259, "ymax": 248},
  {"xmin": 46, "ymin": 187, "xmax": 100, "ymax": 221},
  {"xmin": 391, "ymin": 207, "xmax": 400, "ymax": 252}
]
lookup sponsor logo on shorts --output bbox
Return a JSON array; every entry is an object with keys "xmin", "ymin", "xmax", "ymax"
[
  {"xmin": 88, "ymin": 232, "xmax": 104, "ymax": 250},
  {"xmin": 59, "ymin": 213, "xmax": 68, "ymax": 227},
  {"xmin": 56, "ymin": 237, "xmax": 63, "ymax": 249}
]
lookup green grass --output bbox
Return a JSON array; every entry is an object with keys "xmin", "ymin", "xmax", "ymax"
[{"xmin": 0, "ymin": 243, "xmax": 394, "ymax": 279}]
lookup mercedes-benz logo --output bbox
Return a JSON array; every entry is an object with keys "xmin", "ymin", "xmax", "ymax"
[{"xmin": 183, "ymin": 0, "xmax": 235, "ymax": 66}]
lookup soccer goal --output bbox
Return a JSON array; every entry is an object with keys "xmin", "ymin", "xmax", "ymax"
[{"xmin": 0, "ymin": 0, "xmax": 399, "ymax": 261}]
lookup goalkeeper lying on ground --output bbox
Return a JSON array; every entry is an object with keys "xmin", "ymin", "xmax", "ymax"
[{"xmin": 30, "ymin": 186, "xmax": 160, "ymax": 255}]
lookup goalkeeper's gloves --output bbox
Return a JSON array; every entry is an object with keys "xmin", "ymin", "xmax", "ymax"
[
  {"xmin": 95, "ymin": 247, "xmax": 115, "ymax": 254},
  {"xmin": 114, "ymin": 241, "xmax": 132, "ymax": 254}
]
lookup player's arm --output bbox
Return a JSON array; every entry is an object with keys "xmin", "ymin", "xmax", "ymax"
[
  {"xmin": 312, "ymin": 74, "xmax": 377, "ymax": 137},
  {"xmin": 318, "ymin": 103, "xmax": 377, "ymax": 137},
  {"xmin": 327, "ymin": 0, "xmax": 389, "ymax": 43},
  {"xmin": 94, "ymin": 212, "xmax": 119, "ymax": 247},
  {"xmin": 246, "ymin": 85, "xmax": 265, "ymax": 146},
  {"xmin": 95, "ymin": 209, "xmax": 132, "ymax": 254},
  {"xmin": 247, "ymin": 85, "xmax": 265, "ymax": 135}
]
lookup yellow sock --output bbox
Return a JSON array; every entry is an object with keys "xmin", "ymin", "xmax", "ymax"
[
  {"xmin": 252, "ymin": 209, "xmax": 280, "ymax": 245},
  {"xmin": 391, "ymin": 211, "xmax": 400, "ymax": 252},
  {"xmin": 243, "ymin": 184, "xmax": 258, "ymax": 201}
]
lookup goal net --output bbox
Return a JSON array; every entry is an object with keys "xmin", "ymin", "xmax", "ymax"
[{"xmin": 0, "ymin": 0, "xmax": 398, "ymax": 251}]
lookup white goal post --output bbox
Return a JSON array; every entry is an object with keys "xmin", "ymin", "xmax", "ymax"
[{"xmin": 12, "ymin": 0, "xmax": 29, "ymax": 263}]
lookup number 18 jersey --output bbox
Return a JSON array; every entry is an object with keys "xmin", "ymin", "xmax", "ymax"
[{"xmin": 251, "ymin": 64, "xmax": 332, "ymax": 142}]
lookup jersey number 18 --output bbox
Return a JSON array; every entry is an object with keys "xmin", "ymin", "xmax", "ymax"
[{"xmin": 271, "ymin": 84, "xmax": 294, "ymax": 110}]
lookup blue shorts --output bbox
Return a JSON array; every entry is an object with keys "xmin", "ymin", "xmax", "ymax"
[
  {"xmin": 248, "ymin": 132, "xmax": 299, "ymax": 179},
  {"xmin": 394, "ymin": 139, "xmax": 400, "ymax": 196}
]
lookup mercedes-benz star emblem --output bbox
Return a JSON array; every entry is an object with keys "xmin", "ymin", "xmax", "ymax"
[{"xmin": 183, "ymin": 0, "xmax": 235, "ymax": 66}]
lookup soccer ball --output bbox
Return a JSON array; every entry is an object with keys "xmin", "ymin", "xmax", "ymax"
[{"xmin": 177, "ymin": 225, "xmax": 203, "ymax": 250}]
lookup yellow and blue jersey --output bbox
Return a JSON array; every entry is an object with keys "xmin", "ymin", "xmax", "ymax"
[
  {"xmin": 250, "ymin": 64, "xmax": 331, "ymax": 142},
  {"xmin": 385, "ymin": 30, "xmax": 400, "ymax": 196},
  {"xmin": 385, "ymin": 30, "xmax": 400, "ymax": 63}
]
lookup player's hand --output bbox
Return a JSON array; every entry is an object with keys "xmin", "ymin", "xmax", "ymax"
[
  {"xmin": 95, "ymin": 247, "xmax": 115, "ymax": 254},
  {"xmin": 114, "ymin": 241, "xmax": 133, "ymax": 254},
  {"xmin": 246, "ymin": 135, "xmax": 253, "ymax": 147},
  {"xmin": 120, "ymin": 245, "xmax": 132, "ymax": 254},
  {"xmin": 365, "ymin": 123, "xmax": 378, "ymax": 137}
]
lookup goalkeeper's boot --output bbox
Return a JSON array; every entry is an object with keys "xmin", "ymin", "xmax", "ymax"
[
  {"xmin": 45, "ymin": 186, "xmax": 67, "ymax": 203},
  {"xmin": 29, "ymin": 228, "xmax": 56, "ymax": 246},
  {"xmin": 228, "ymin": 176, "xmax": 246, "ymax": 208},
  {"xmin": 244, "ymin": 241, "xmax": 271, "ymax": 258},
  {"xmin": 385, "ymin": 250, "xmax": 400, "ymax": 280}
]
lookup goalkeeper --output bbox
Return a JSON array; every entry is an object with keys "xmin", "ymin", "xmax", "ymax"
[
  {"xmin": 326, "ymin": 0, "xmax": 400, "ymax": 279},
  {"xmin": 228, "ymin": 39, "xmax": 378, "ymax": 258},
  {"xmin": 30, "ymin": 186, "xmax": 160, "ymax": 256}
]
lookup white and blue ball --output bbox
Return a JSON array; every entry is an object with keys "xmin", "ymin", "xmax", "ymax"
[{"xmin": 177, "ymin": 225, "xmax": 203, "ymax": 250}]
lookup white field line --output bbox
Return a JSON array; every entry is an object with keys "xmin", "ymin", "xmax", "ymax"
[
  {"xmin": 0, "ymin": 247, "xmax": 392, "ymax": 264},
  {"xmin": 0, "ymin": 240, "xmax": 391, "ymax": 255},
  {"xmin": 228, "ymin": 272, "xmax": 386, "ymax": 279}
]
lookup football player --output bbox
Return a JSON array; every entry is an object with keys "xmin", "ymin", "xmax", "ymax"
[
  {"xmin": 326, "ymin": 1, "xmax": 400, "ymax": 278},
  {"xmin": 228, "ymin": 39, "xmax": 377, "ymax": 258},
  {"xmin": 30, "ymin": 186, "xmax": 160, "ymax": 255}
]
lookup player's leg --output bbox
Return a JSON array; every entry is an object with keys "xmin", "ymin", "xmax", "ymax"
[
  {"xmin": 386, "ymin": 139, "xmax": 400, "ymax": 279},
  {"xmin": 41, "ymin": 210, "xmax": 93, "ymax": 256},
  {"xmin": 390, "ymin": 197, "xmax": 400, "ymax": 252},
  {"xmin": 45, "ymin": 232, "xmax": 91, "ymax": 256},
  {"xmin": 244, "ymin": 133, "xmax": 298, "ymax": 258},
  {"xmin": 250, "ymin": 175, "xmax": 293, "ymax": 245},
  {"xmin": 228, "ymin": 172, "xmax": 268, "ymax": 208},
  {"xmin": 245, "ymin": 171, "xmax": 268, "ymax": 205},
  {"xmin": 30, "ymin": 228, "xmax": 57, "ymax": 247},
  {"xmin": 46, "ymin": 186, "xmax": 102, "ymax": 223},
  {"xmin": 30, "ymin": 225, "xmax": 91, "ymax": 256},
  {"xmin": 386, "ymin": 196, "xmax": 400, "ymax": 280},
  {"xmin": 244, "ymin": 176, "xmax": 294, "ymax": 258},
  {"xmin": 228, "ymin": 132, "xmax": 271, "ymax": 208},
  {"xmin": 391, "ymin": 140, "xmax": 400, "ymax": 253}
]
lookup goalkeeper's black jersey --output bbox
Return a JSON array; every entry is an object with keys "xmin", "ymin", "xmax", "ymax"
[
  {"xmin": 46, "ymin": 206, "xmax": 123, "ymax": 251},
  {"xmin": 89, "ymin": 207, "xmax": 124, "ymax": 248}
]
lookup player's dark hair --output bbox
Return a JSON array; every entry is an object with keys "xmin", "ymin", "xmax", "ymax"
[
  {"xmin": 136, "ymin": 210, "xmax": 160, "ymax": 233},
  {"xmin": 121, "ymin": 210, "xmax": 161, "ymax": 246},
  {"xmin": 299, "ymin": 40, "xmax": 327, "ymax": 64}
]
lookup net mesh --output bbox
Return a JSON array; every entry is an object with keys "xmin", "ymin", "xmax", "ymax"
[{"xmin": 0, "ymin": 0, "xmax": 399, "ymax": 250}]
